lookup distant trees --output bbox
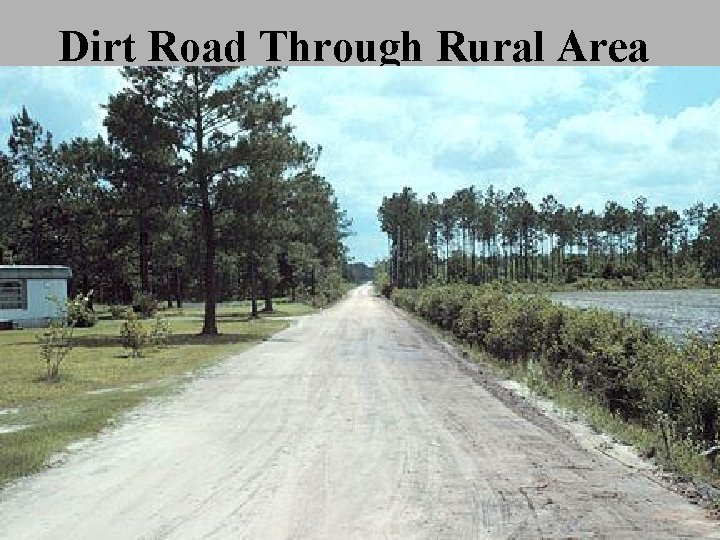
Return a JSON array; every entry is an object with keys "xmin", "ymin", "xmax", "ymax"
[
  {"xmin": 696, "ymin": 204, "xmax": 720, "ymax": 278},
  {"xmin": 104, "ymin": 88, "xmax": 178, "ymax": 296},
  {"xmin": 379, "ymin": 187, "xmax": 432, "ymax": 288},
  {"xmin": 0, "ymin": 68, "xmax": 350, "ymax": 330},
  {"xmin": 346, "ymin": 262, "xmax": 374, "ymax": 283},
  {"xmin": 378, "ymin": 184, "xmax": 719, "ymax": 288},
  {"xmin": 7, "ymin": 107, "xmax": 58, "ymax": 264},
  {"xmin": 0, "ymin": 150, "xmax": 18, "ymax": 263}
]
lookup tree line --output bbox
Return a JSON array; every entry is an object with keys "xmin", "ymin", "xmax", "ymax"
[
  {"xmin": 0, "ymin": 67, "xmax": 351, "ymax": 334},
  {"xmin": 378, "ymin": 185, "xmax": 720, "ymax": 289}
]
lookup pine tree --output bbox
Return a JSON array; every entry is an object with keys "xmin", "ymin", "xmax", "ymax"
[{"xmin": 121, "ymin": 66, "xmax": 288, "ymax": 334}]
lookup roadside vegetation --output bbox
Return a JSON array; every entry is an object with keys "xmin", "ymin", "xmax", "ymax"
[
  {"xmin": 389, "ymin": 283, "xmax": 720, "ymax": 489},
  {"xmin": 0, "ymin": 300, "xmax": 312, "ymax": 488}
]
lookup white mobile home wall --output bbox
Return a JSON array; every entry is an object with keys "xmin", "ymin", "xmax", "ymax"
[{"xmin": 0, "ymin": 266, "xmax": 72, "ymax": 328}]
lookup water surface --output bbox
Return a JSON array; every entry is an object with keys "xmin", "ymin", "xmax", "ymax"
[{"xmin": 549, "ymin": 289, "xmax": 720, "ymax": 342}]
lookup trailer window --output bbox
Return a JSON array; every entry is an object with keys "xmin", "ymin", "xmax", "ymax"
[{"xmin": 0, "ymin": 279, "xmax": 27, "ymax": 310}]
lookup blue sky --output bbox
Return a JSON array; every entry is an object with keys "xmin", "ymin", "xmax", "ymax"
[{"xmin": 1, "ymin": 66, "xmax": 719, "ymax": 265}]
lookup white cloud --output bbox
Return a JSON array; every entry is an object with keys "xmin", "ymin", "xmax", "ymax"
[
  {"xmin": 276, "ymin": 66, "xmax": 720, "ymax": 262},
  {"xmin": 0, "ymin": 67, "xmax": 125, "ymax": 143}
]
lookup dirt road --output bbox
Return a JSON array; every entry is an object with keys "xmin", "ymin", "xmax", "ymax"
[{"xmin": 1, "ymin": 285, "xmax": 718, "ymax": 539}]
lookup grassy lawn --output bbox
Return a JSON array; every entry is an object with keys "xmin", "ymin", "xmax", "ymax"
[
  {"xmin": 153, "ymin": 300, "xmax": 318, "ymax": 320},
  {"xmin": 0, "ymin": 302, "xmax": 315, "ymax": 488}
]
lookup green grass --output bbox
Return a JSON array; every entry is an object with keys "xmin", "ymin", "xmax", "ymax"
[
  {"xmin": 156, "ymin": 300, "xmax": 318, "ymax": 320},
  {"xmin": 0, "ymin": 303, "xmax": 315, "ymax": 487},
  {"xmin": 96, "ymin": 300, "xmax": 318, "ymax": 322}
]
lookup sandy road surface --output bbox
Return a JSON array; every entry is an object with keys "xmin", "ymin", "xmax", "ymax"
[{"xmin": 1, "ymin": 285, "xmax": 718, "ymax": 539}]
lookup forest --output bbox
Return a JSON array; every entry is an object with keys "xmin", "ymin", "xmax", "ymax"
[
  {"xmin": 0, "ymin": 67, "xmax": 351, "ymax": 334},
  {"xmin": 377, "ymin": 185, "xmax": 720, "ymax": 291}
]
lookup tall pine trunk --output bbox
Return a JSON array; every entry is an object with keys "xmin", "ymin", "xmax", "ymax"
[
  {"xmin": 262, "ymin": 278, "xmax": 274, "ymax": 312},
  {"xmin": 174, "ymin": 267, "xmax": 182, "ymax": 308},
  {"xmin": 138, "ymin": 209, "xmax": 150, "ymax": 293},
  {"xmin": 200, "ymin": 196, "xmax": 217, "ymax": 333},
  {"xmin": 195, "ymin": 73, "xmax": 218, "ymax": 335},
  {"xmin": 250, "ymin": 256, "xmax": 259, "ymax": 318}
]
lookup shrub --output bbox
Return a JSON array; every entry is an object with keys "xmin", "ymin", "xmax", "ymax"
[
  {"xmin": 483, "ymin": 295, "xmax": 557, "ymax": 362},
  {"xmin": 390, "ymin": 288, "xmax": 416, "ymax": 312},
  {"xmin": 132, "ymin": 292, "xmax": 158, "ymax": 318},
  {"xmin": 120, "ymin": 308, "xmax": 149, "ymax": 358},
  {"xmin": 150, "ymin": 316, "xmax": 173, "ymax": 348},
  {"xmin": 667, "ymin": 333, "xmax": 720, "ymax": 442},
  {"xmin": 309, "ymin": 292, "xmax": 328, "ymax": 308},
  {"xmin": 300, "ymin": 267, "xmax": 350, "ymax": 308},
  {"xmin": 36, "ymin": 317, "xmax": 74, "ymax": 382},
  {"xmin": 633, "ymin": 339, "xmax": 720, "ymax": 455},
  {"xmin": 66, "ymin": 291, "xmax": 97, "ymax": 328},
  {"xmin": 454, "ymin": 290, "xmax": 503, "ymax": 347},
  {"xmin": 35, "ymin": 293, "xmax": 93, "ymax": 381},
  {"xmin": 415, "ymin": 285, "xmax": 474, "ymax": 330},
  {"xmin": 545, "ymin": 309, "xmax": 653, "ymax": 417},
  {"xmin": 373, "ymin": 268, "xmax": 393, "ymax": 298}
]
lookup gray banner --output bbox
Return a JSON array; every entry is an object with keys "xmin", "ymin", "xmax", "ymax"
[{"xmin": 3, "ymin": 0, "xmax": 717, "ymax": 65}]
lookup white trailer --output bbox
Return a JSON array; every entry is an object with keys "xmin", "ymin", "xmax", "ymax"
[{"xmin": 0, "ymin": 266, "xmax": 72, "ymax": 328}]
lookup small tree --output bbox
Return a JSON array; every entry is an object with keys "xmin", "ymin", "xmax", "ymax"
[
  {"xmin": 120, "ymin": 308, "xmax": 149, "ymax": 358},
  {"xmin": 66, "ymin": 291, "xmax": 97, "ymax": 327},
  {"xmin": 36, "ymin": 293, "xmax": 91, "ymax": 381},
  {"xmin": 132, "ymin": 291, "xmax": 159, "ymax": 318},
  {"xmin": 150, "ymin": 315, "xmax": 172, "ymax": 349}
]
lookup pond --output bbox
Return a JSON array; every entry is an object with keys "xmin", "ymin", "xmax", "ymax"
[{"xmin": 549, "ymin": 289, "xmax": 720, "ymax": 342}]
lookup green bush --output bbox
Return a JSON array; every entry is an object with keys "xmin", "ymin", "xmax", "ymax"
[
  {"xmin": 373, "ymin": 265, "xmax": 393, "ymax": 298},
  {"xmin": 413, "ymin": 285, "xmax": 474, "ymax": 330},
  {"xmin": 150, "ymin": 316, "xmax": 173, "ymax": 349},
  {"xmin": 631, "ymin": 333, "xmax": 720, "ymax": 449},
  {"xmin": 301, "ymin": 267, "xmax": 350, "ymax": 308},
  {"xmin": 120, "ymin": 308, "xmax": 149, "ymax": 358},
  {"xmin": 545, "ymin": 309, "xmax": 652, "ymax": 417},
  {"xmin": 681, "ymin": 334, "xmax": 720, "ymax": 441},
  {"xmin": 36, "ymin": 318, "xmax": 74, "ymax": 382},
  {"xmin": 35, "ymin": 293, "xmax": 95, "ymax": 381},
  {"xmin": 389, "ymin": 288, "xmax": 415, "ymax": 312},
  {"xmin": 485, "ymin": 295, "xmax": 559, "ymax": 362},
  {"xmin": 454, "ymin": 290, "xmax": 503, "ymax": 347},
  {"xmin": 66, "ymin": 291, "xmax": 97, "ymax": 328},
  {"xmin": 132, "ymin": 292, "xmax": 159, "ymax": 318}
]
